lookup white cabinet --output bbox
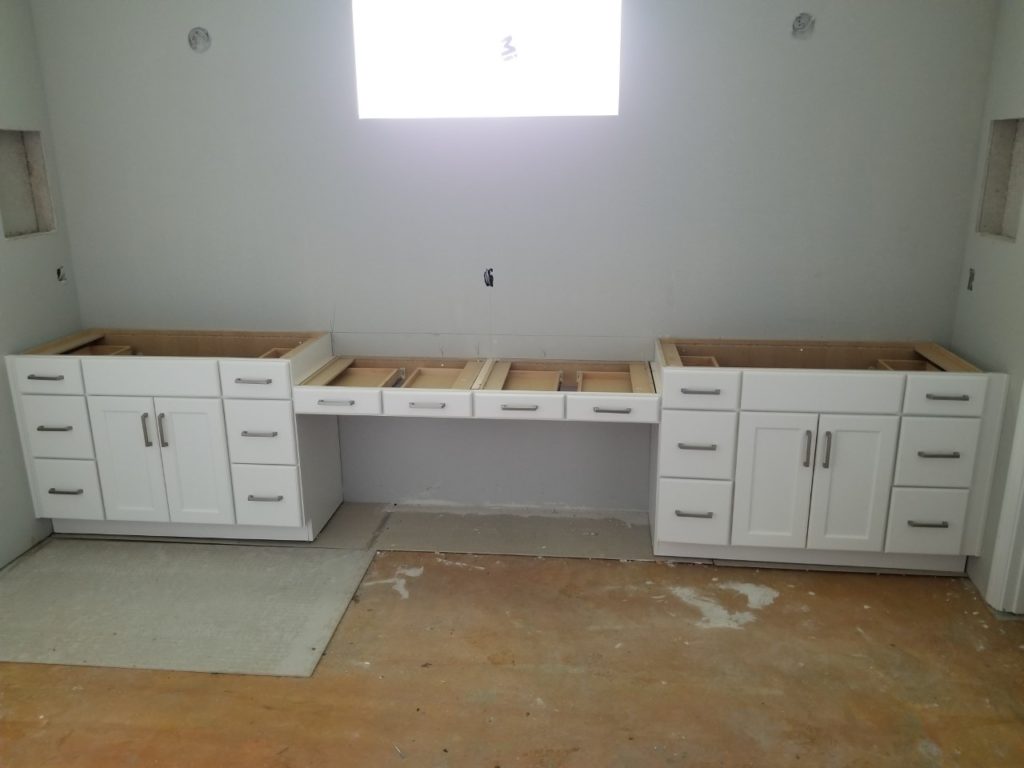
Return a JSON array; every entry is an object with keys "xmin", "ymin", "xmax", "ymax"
[{"xmin": 88, "ymin": 396, "xmax": 234, "ymax": 525}]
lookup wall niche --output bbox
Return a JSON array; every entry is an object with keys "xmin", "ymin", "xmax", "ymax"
[
  {"xmin": 978, "ymin": 118, "xmax": 1024, "ymax": 241},
  {"xmin": 0, "ymin": 129, "xmax": 55, "ymax": 238}
]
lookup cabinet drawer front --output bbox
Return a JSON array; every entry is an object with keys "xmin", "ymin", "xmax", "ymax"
[
  {"xmin": 220, "ymin": 361, "xmax": 292, "ymax": 399},
  {"xmin": 895, "ymin": 417, "xmax": 980, "ymax": 488},
  {"xmin": 658, "ymin": 411, "xmax": 737, "ymax": 480},
  {"xmin": 885, "ymin": 488, "xmax": 968, "ymax": 555},
  {"xmin": 83, "ymin": 358, "xmax": 220, "ymax": 397},
  {"xmin": 382, "ymin": 389, "xmax": 473, "ymax": 418},
  {"xmin": 224, "ymin": 400, "xmax": 297, "ymax": 465},
  {"xmin": 656, "ymin": 478, "xmax": 733, "ymax": 546},
  {"xmin": 565, "ymin": 394, "xmax": 660, "ymax": 423},
  {"xmin": 903, "ymin": 374, "xmax": 987, "ymax": 417},
  {"xmin": 741, "ymin": 371, "xmax": 904, "ymax": 414},
  {"xmin": 232, "ymin": 464, "xmax": 302, "ymax": 527},
  {"xmin": 660, "ymin": 369, "xmax": 740, "ymax": 411},
  {"xmin": 474, "ymin": 392, "xmax": 565, "ymax": 420},
  {"xmin": 32, "ymin": 459, "xmax": 104, "ymax": 520},
  {"xmin": 13, "ymin": 357, "xmax": 84, "ymax": 395},
  {"xmin": 22, "ymin": 396, "xmax": 94, "ymax": 459},
  {"xmin": 293, "ymin": 386, "xmax": 382, "ymax": 415}
]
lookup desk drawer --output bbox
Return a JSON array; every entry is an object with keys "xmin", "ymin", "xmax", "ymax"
[
  {"xmin": 658, "ymin": 411, "xmax": 737, "ymax": 480},
  {"xmin": 565, "ymin": 394, "xmax": 660, "ymax": 423},
  {"xmin": 656, "ymin": 478, "xmax": 733, "ymax": 546},
  {"xmin": 32, "ymin": 459, "xmax": 104, "ymax": 520},
  {"xmin": 220, "ymin": 361, "xmax": 292, "ymax": 399},
  {"xmin": 895, "ymin": 417, "xmax": 980, "ymax": 489},
  {"xmin": 660, "ymin": 369, "xmax": 741, "ymax": 411},
  {"xmin": 224, "ymin": 400, "xmax": 297, "ymax": 465},
  {"xmin": 382, "ymin": 389, "xmax": 473, "ymax": 418},
  {"xmin": 22, "ymin": 395, "xmax": 94, "ymax": 459},
  {"xmin": 474, "ymin": 392, "xmax": 565, "ymax": 420},
  {"xmin": 885, "ymin": 488, "xmax": 967, "ymax": 555},
  {"xmin": 903, "ymin": 374, "xmax": 987, "ymax": 417},
  {"xmin": 232, "ymin": 464, "xmax": 302, "ymax": 527},
  {"xmin": 13, "ymin": 357, "xmax": 83, "ymax": 395},
  {"xmin": 293, "ymin": 386, "xmax": 383, "ymax": 415}
]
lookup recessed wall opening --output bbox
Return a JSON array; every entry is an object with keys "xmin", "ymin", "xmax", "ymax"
[
  {"xmin": 977, "ymin": 118, "xmax": 1024, "ymax": 241},
  {"xmin": 0, "ymin": 129, "xmax": 55, "ymax": 239}
]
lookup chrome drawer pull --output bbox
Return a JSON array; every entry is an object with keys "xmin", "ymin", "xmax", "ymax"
[
  {"xmin": 235, "ymin": 377, "xmax": 272, "ymax": 385},
  {"xmin": 409, "ymin": 402, "xmax": 446, "ymax": 409},
  {"xmin": 248, "ymin": 494, "xmax": 284, "ymax": 502},
  {"xmin": 908, "ymin": 520, "xmax": 950, "ymax": 529},
  {"xmin": 501, "ymin": 404, "xmax": 540, "ymax": 411},
  {"xmin": 48, "ymin": 488, "xmax": 84, "ymax": 496},
  {"xmin": 925, "ymin": 393, "xmax": 970, "ymax": 402},
  {"xmin": 822, "ymin": 431, "xmax": 833, "ymax": 469},
  {"xmin": 678, "ymin": 442, "xmax": 717, "ymax": 451},
  {"xmin": 917, "ymin": 451, "xmax": 961, "ymax": 459},
  {"xmin": 241, "ymin": 430, "xmax": 279, "ymax": 438},
  {"xmin": 141, "ymin": 413, "xmax": 153, "ymax": 447},
  {"xmin": 36, "ymin": 425, "xmax": 73, "ymax": 432},
  {"xmin": 680, "ymin": 387, "xmax": 721, "ymax": 396},
  {"xmin": 803, "ymin": 429, "xmax": 813, "ymax": 467},
  {"xmin": 157, "ymin": 413, "xmax": 169, "ymax": 448},
  {"xmin": 27, "ymin": 374, "xmax": 65, "ymax": 381},
  {"xmin": 594, "ymin": 407, "xmax": 632, "ymax": 414},
  {"xmin": 675, "ymin": 510, "xmax": 714, "ymax": 519},
  {"xmin": 318, "ymin": 399, "xmax": 356, "ymax": 406}
]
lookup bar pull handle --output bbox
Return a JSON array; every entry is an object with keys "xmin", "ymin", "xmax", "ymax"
[
  {"xmin": 594, "ymin": 407, "xmax": 632, "ymax": 414},
  {"xmin": 675, "ymin": 510, "xmax": 714, "ymax": 519},
  {"xmin": 908, "ymin": 520, "xmax": 950, "ymax": 529},
  {"xmin": 157, "ymin": 413, "xmax": 169, "ymax": 448},
  {"xmin": 241, "ymin": 430, "xmax": 279, "ymax": 438},
  {"xmin": 678, "ymin": 442, "xmax": 718, "ymax": 451},
  {"xmin": 48, "ymin": 488, "xmax": 84, "ymax": 496},
  {"xmin": 822, "ymin": 431, "xmax": 833, "ymax": 469},
  {"xmin": 235, "ymin": 377, "xmax": 272, "ymax": 385},
  {"xmin": 248, "ymin": 494, "xmax": 284, "ymax": 503},
  {"xmin": 141, "ymin": 413, "xmax": 153, "ymax": 447},
  {"xmin": 925, "ymin": 393, "xmax": 969, "ymax": 402},
  {"xmin": 27, "ymin": 374, "xmax": 65, "ymax": 381},
  {"xmin": 501, "ymin": 404, "xmax": 540, "ymax": 412},
  {"xmin": 917, "ymin": 451, "xmax": 961, "ymax": 459},
  {"xmin": 803, "ymin": 430, "xmax": 813, "ymax": 467},
  {"xmin": 36, "ymin": 425, "xmax": 73, "ymax": 432},
  {"xmin": 318, "ymin": 399, "xmax": 356, "ymax": 407},
  {"xmin": 680, "ymin": 387, "xmax": 721, "ymax": 396},
  {"xmin": 409, "ymin": 402, "xmax": 447, "ymax": 410}
]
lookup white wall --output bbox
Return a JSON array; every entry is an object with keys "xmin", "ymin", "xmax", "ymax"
[
  {"xmin": 953, "ymin": 0, "xmax": 1024, "ymax": 609},
  {"xmin": 0, "ymin": 0, "xmax": 81, "ymax": 567}
]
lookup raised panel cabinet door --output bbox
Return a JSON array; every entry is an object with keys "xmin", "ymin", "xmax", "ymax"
[
  {"xmin": 806, "ymin": 415, "xmax": 898, "ymax": 552},
  {"xmin": 732, "ymin": 412, "xmax": 818, "ymax": 548},
  {"xmin": 155, "ymin": 398, "xmax": 235, "ymax": 525},
  {"xmin": 87, "ymin": 396, "xmax": 169, "ymax": 522}
]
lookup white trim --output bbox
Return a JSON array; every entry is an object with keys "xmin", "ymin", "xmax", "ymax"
[{"xmin": 52, "ymin": 517, "xmax": 314, "ymax": 541}]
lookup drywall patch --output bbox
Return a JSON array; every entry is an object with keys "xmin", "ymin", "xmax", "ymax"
[
  {"xmin": 669, "ymin": 581, "xmax": 780, "ymax": 629},
  {"xmin": 978, "ymin": 118, "xmax": 1024, "ymax": 240},
  {"xmin": 0, "ymin": 130, "xmax": 55, "ymax": 238}
]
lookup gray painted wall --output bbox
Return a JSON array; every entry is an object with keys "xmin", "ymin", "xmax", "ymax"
[{"xmin": 0, "ymin": 0, "xmax": 81, "ymax": 567}]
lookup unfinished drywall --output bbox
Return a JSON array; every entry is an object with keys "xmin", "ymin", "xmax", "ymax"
[
  {"xmin": 954, "ymin": 0, "xmax": 1024, "ymax": 611},
  {"xmin": 0, "ymin": 0, "xmax": 80, "ymax": 568}
]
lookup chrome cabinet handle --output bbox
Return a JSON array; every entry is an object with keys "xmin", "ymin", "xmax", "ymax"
[
  {"xmin": 48, "ymin": 488, "xmax": 84, "ymax": 495},
  {"xmin": 318, "ymin": 399, "xmax": 356, "ymax": 406},
  {"xmin": 925, "ymin": 393, "xmax": 969, "ymax": 402},
  {"xmin": 675, "ymin": 510, "xmax": 714, "ymax": 519},
  {"xmin": 36, "ymin": 425, "xmax": 73, "ymax": 432},
  {"xmin": 917, "ymin": 451, "xmax": 961, "ymax": 459},
  {"xmin": 678, "ymin": 442, "xmax": 717, "ymax": 451},
  {"xmin": 248, "ymin": 494, "xmax": 284, "ymax": 502},
  {"xmin": 908, "ymin": 520, "xmax": 950, "ymax": 529},
  {"xmin": 594, "ymin": 407, "xmax": 632, "ymax": 414},
  {"xmin": 501, "ymin": 404, "xmax": 540, "ymax": 411},
  {"xmin": 141, "ymin": 413, "xmax": 153, "ymax": 447},
  {"xmin": 680, "ymin": 387, "xmax": 721, "ymax": 396},
  {"xmin": 235, "ymin": 377, "xmax": 272, "ymax": 385},
  {"xmin": 27, "ymin": 374, "xmax": 64, "ymax": 381},
  {"xmin": 409, "ymin": 402, "xmax": 446, "ymax": 409},
  {"xmin": 803, "ymin": 430, "xmax": 813, "ymax": 467},
  {"xmin": 241, "ymin": 430, "xmax": 278, "ymax": 438},
  {"xmin": 157, "ymin": 413, "xmax": 169, "ymax": 447},
  {"xmin": 822, "ymin": 431, "xmax": 833, "ymax": 469}
]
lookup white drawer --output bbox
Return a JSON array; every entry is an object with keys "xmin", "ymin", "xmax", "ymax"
[
  {"xmin": 658, "ymin": 411, "xmax": 737, "ymax": 480},
  {"xmin": 885, "ymin": 488, "xmax": 968, "ymax": 555},
  {"xmin": 894, "ymin": 417, "xmax": 980, "ymax": 488},
  {"xmin": 82, "ymin": 358, "xmax": 220, "ymax": 397},
  {"xmin": 382, "ymin": 389, "xmax": 473, "ymax": 418},
  {"xmin": 474, "ymin": 392, "xmax": 565, "ymax": 420},
  {"xmin": 660, "ymin": 369, "xmax": 741, "ymax": 411},
  {"xmin": 224, "ymin": 400, "xmax": 297, "ymax": 465},
  {"xmin": 232, "ymin": 464, "xmax": 302, "ymax": 527},
  {"xmin": 656, "ymin": 478, "xmax": 733, "ymax": 546},
  {"xmin": 21, "ymin": 395, "xmax": 94, "ymax": 459},
  {"xmin": 903, "ymin": 374, "xmax": 987, "ymax": 417},
  {"xmin": 13, "ymin": 357, "xmax": 84, "ymax": 395},
  {"xmin": 32, "ymin": 459, "xmax": 104, "ymax": 520},
  {"xmin": 565, "ymin": 394, "xmax": 660, "ymax": 423},
  {"xmin": 293, "ymin": 386, "xmax": 383, "ymax": 415},
  {"xmin": 741, "ymin": 371, "xmax": 904, "ymax": 414},
  {"xmin": 220, "ymin": 360, "xmax": 292, "ymax": 400}
]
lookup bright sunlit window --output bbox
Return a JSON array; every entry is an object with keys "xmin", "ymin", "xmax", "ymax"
[{"xmin": 352, "ymin": 0, "xmax": 622, "ymax": 119}]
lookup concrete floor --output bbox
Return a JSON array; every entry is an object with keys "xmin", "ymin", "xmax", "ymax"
[{"xmin": 1, "ymin": 551, "xmax": 1023, "ymax": 767}]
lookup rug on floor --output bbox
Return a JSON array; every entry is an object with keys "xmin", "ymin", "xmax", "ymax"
[{"xmin": 0, "ymin": 538, "xmax": 373, "ymax": 677}]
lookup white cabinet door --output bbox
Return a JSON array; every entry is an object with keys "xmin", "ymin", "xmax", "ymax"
[
  {"xmin": 155, "ymin": 398, "xmax": 235, "ymax": 525},
  {"xmin": 806, "ymin": 415, "xmax": 898, "ymax": 552},
  {"xmin": 88, "ymin": 396, "xmax": 169, "ymax": 522},
  {"xmin": 732, "ymin": 412, "xmax": 818, "ymax": 548}
]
